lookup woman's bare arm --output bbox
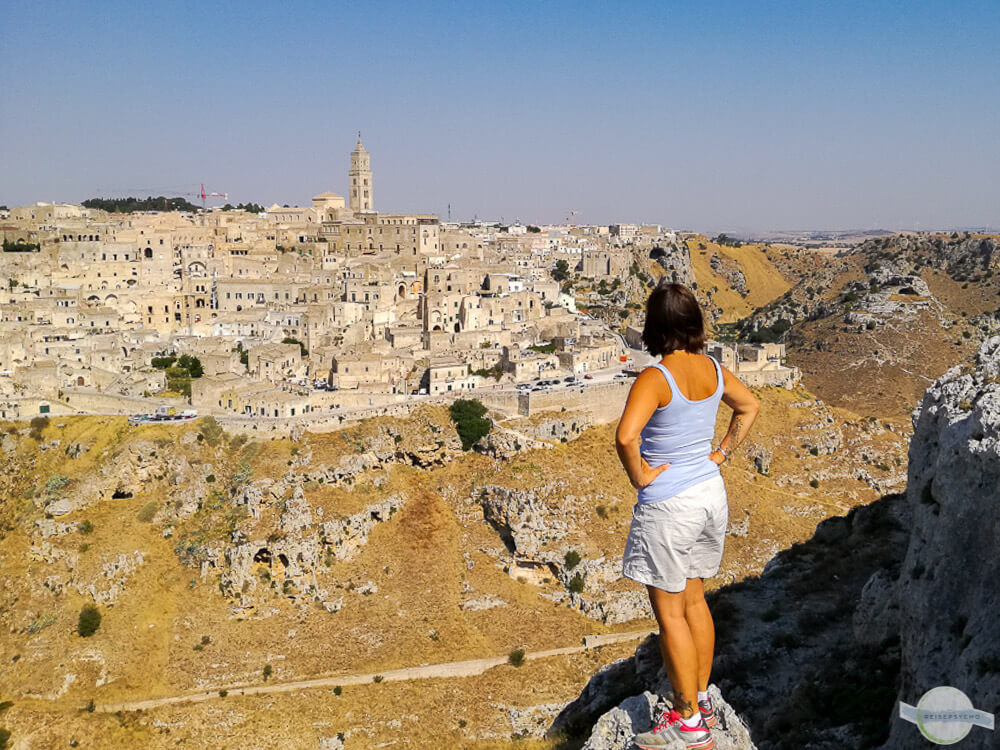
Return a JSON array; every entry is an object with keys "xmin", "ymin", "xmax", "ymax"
[
  {"xmin": 615, "ymin": 368, "xmax": 671, "ymax": 489},
  {"xmin": 711, "ymin": 365, "xmax": 760, "ymax": 463}
]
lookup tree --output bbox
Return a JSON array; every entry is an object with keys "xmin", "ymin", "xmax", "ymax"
[
  {"xmin": 81, "ymin": 196, "xmax": 201, "ymax": 213},
  {"xmin": 449, "ymin": 399, "xmax": 491, "ymax": 451},
  {"xmin": 78, "ymin": 605, "xmax": 101, "ymax": 637},
  {"xmin": 552, "ymin": 259, "xmax": 570, "ymax": 282},
  {"xmin": 151, "ymin": 354, "xmax": 176, "ymax": 369},
  {"xmin": 2, "ymin": 239, "xmax": 40, "ymax": 253},
  {"xmin": 176, "ymin": 354, "xmax": 204, "ymax": 378}
]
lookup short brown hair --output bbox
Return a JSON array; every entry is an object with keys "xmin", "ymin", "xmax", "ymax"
[{"xmin": 641, "ymin": 279, "xmax": 706, "ymax": 356}]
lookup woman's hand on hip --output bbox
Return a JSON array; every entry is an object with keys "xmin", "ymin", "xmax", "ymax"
[
  {"xmin": 708, "ymin": 449, "xmax": 726, "ymax": 466},
  {"xmin": 634, "ymin": 458, "xmax": 670, "ymax": 489}
]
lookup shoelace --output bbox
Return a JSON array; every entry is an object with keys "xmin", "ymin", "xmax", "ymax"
[{"xmin": 653, "ymin": 708, "xmax": 683, "ymax": 732}]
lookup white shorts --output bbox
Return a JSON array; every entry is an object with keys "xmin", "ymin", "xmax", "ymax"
[{"xmin": 621, "ymin": 475, "xmax": 728, "ymax": 593}]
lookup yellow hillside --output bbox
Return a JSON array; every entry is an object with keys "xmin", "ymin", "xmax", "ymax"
[{"xmin": 687, "ymin": 236, "xmax": 792, "ymax": 325}]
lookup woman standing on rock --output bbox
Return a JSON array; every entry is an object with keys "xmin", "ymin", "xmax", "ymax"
[{"xmin": 615, "ymin": 279, "xmax": 759, "ymax": 750}]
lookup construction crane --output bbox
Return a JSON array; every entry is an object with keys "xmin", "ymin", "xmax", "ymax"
[
  {"xmin": 197, "ymin": 184, "xmax": 228, "ymax": 209},
  {"xmin": 566, "ymin": 210, "xmax": 579, "ymax": 226}
]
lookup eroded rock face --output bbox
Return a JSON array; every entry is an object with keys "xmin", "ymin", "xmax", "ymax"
[
  {"xmin": 319, "ymin": 494, "xmax": 403, "ymax": 562},
  {"xmin": 882, "ymin": 336, "xmax": 1000, "ymax": 749},
  {"xmin": 476, "ymin": 426, "xmax": 549, "ymax": 459},
  {"xmin": 478, "ymin": 485, "xmax": 569, "ymax": 556},
  {"xmin": 710, "ymin": 253, "xmax": 748, "ymax": 297},
  {"xmin": 652, "ymin": 243, "xmax": 696, "ymax": 287}
]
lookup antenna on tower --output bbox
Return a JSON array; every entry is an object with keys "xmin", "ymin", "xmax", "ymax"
[{"xmin": 448, "ymin": 203, "xmax": 451, "ymax": 221}]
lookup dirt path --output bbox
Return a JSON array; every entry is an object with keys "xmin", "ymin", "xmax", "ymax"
[{"xmin": 96, "ymin": 629, "xmax": 654, "ymax": 713}]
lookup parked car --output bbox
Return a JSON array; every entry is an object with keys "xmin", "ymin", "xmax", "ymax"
[{"xmin": 583, "ymin": 374, "xmax": 593, "ymax": 380}]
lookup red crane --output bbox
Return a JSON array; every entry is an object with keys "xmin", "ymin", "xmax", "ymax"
[{"xmin": 198, "ymin": 184, "xmax": 228, "ymax": 209}]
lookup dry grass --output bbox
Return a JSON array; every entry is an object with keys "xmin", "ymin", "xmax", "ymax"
[
  {"xmin": 0, "ymin": 376, "xmax": 909, "ymax": 747},
  {"xmin": 686, "ymin": 237, "xmax": 792, "ymax": 325}
]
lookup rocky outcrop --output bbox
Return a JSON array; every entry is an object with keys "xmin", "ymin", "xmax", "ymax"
[
  {"xmin": 530, "ymin": 414, "xmax": 592, "ymax": 443},
  {"xmin": 558, "ymin": 336, "xmax": 1000, "ymax": 749},
  {"xmin": 476, "ymin": 426, "xmax": 550, "ymax": 459},
  {"xmin": 319, "ymin": 494, "xmax": 403, "ymax": 562},
  {"xmin": 852, "ymin": 233, "xmax": 1000, "ymax": 280},
  {"xmin": 710, "ymin": 253, "xmax": 748, "ymax": 297},
  {"xmin": 477, "ymin": 485, "xmax": 569, "ymax": 557},
  {"xmin": 881, "ymin": 335, "xmax": 1000, "ymax": 749},
  {"xmin": 552, "ymin": 673, "xmax": 755, "ymax": 749},
  {"xmin": 651, "ymin": 243, "xmax": 695, "ymax": 287}
]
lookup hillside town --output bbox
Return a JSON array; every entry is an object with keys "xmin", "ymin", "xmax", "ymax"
[{"xmin": 0, "ymin": 139, "xmax": 797, "ymax": 425}]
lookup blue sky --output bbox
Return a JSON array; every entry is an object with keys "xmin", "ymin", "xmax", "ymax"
[{"xmin": 2, "ymin": 0, "xmax": 998, "ymax": 231}]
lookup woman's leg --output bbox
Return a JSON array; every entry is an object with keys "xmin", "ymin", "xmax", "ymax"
[
  {"xmin": 683, "ymin": 577, "xmax": 715, "ymax": 692},
  {"xmin": 647, "ymin": 583, "xmax": 699, "ymax": 718}
]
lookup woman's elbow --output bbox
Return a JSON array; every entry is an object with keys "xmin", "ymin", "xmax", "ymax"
[{"xmin": 615, "ymin": 427, "xmax": 638, "ymax": 447}]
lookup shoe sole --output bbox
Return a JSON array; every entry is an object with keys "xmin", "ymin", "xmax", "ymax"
[
  {"xmin": 702, "ymin": 712, "xmax": 717, "ymax": 728},
  {"xmin": 636, "ymin": 736, "xmax": 715, "ymax": 750}
]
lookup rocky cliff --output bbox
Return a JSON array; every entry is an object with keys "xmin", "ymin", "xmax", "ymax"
[{"xmin": 555, "ymin": 336, "xmax": 1000, "ymax": 749}]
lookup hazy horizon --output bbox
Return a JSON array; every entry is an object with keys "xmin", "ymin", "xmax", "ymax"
[{"xmin": 2, "ymin": 0, "xmax": 998, "ymax": 232}]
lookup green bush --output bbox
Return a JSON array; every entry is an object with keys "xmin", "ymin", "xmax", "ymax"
[
  {"xmin": 569, "ymin": 573, "xmax": 585, "ymax": 593},
  {"xmin": 448, "ymin": 399, "xmax": 491, "ymax": 451},
  {"xmin": 218, "ymin": 690, "xmax": 228, "ymax": 698},
  {"xmin": 373, "ymin": 674, "xmax": 384, "ymax": 683},
  {"xmin": 508, "ymin": 648, "xmax": 526, "ymax": 667},
  {"xmin": 45, "ymin": 475, "xmax": 69, "ymax": 493},
  {"xmin": 77, "ymin": 605, "xmax": 101, "ymax": 638},
  {"xmin": 151, "ymin": 355, "xmax": 176, "ymax": 370},
  {"xmin": 165, "ymin": 367, "xmax": 192, "ymax": 396},
  {"xmin": 137, "ymin": 501, "xmax": 158, "ymax": 522},
  {"xmin": 199, "ymin": 417, "xmax": 224, "ymax": 446},
  {"xmin": 564, "ymin": 550, "xmax": 581, "ymax": 569},
  {"xmin": 79, "ymin": 520, "xmax": 93, "ymax": 534},
  {"xmin": 263, "ymin": 664, "xmax": 273, "ymax": 680},
  {"xmin": 176, "ymin": 354, "xmax": 204, "ymax": 379},
  {"xmin": 28, "ymin": 415, "xmax": 49, "ymax": 440},
  {"xmin": 0, "ymin": 727, "xmax": 8, "ymax": 749},
  {"xmin": 809, "ymin": 478, "xmax": 820, "ymax": 489},
  {"xmin": 333, "ymin": 685, "xmax": 342, "ymax": 696}
]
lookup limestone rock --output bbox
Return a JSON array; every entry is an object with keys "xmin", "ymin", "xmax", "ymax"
[
  {"xmin": 460, "ymin": 594, "xmax": 507, "ymax": 611},
  {"xmin": 319, "ymin": 494, "xmax": 403, "ymax": 562},
  {"xmin": 477, "ymin": 485, "xmax": 569, "ymax": 557}
]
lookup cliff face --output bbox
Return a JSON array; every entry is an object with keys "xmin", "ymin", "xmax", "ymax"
[
  {"xmin": 882, "ymin": 335, "xmax": 1000, "ymax": 749},
  {"xmin": 555, "ymin": 337, "xmax": 1000, "ymax": 750}
]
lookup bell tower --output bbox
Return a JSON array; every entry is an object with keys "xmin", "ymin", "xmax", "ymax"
[{"xmin": 349, "ymin": 134, "xmax": 373, "ymax": 213}]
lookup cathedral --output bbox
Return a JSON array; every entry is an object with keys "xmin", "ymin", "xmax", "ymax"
[{"xmin": 265, "ymin": 136, "xmax": 441, "ymax": 260}]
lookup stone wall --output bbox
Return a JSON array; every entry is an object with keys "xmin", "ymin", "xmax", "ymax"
[
  {"xmin": 738, "ymin": 366, "xmax": 801, "ymax": 389},
  {"xmin": 517, "ymin": 381, "xmax": 630, "ymax": 423}
]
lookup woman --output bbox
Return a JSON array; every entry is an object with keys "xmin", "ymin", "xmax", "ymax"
[{"xmin": 615, "ymin": 280, "xmax": 759, "ymax": 750}]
